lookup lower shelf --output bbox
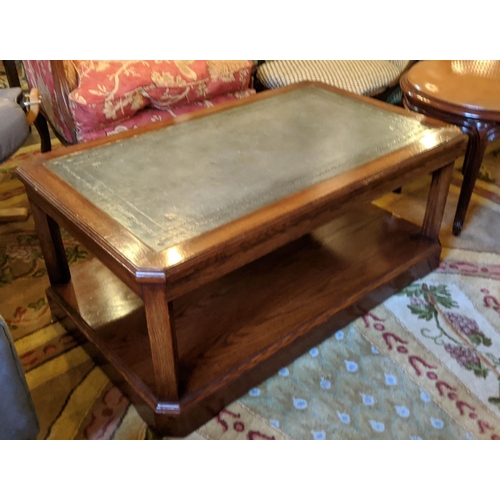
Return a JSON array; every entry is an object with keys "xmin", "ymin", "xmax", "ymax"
[{"xmin": 47, "ymin": 204, "xmax": 441, "ymax": 435}]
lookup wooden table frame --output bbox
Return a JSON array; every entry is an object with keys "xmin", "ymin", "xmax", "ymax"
[{"xmin": 17, "ymin": 82, "xmax": 467, "ymax": 436}]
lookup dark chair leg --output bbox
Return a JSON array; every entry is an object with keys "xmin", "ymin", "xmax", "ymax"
[
  {"xmin": 252, "ymin": 77, "xmax": 267, "ymax": 93},
  {"xmin": 3, "ymin": 60, "xmax": 21, "ymax": 88},
  {"xmin": 452, "ymin": 128, "xmax": 490, "ymax": 236},
  {"xmin": 34, "ymin": 114, "xmax": 51, "ymax": 153}
]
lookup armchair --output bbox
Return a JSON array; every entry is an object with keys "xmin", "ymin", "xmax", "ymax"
[{"xmin": 22, "ymin": 60, "xmax": 256, "ymax": 147}]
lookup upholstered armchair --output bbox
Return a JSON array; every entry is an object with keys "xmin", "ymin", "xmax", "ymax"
[{"xmin": 22, "ymin": 60, "xmax": 256, "ymax": 147}]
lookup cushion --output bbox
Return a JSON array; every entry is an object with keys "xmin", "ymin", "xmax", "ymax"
[
  {"xmin": 256, "ymin": 60, "xmax": 411, "ymax": 96},
  {"xmin": 69, "ymin": 60, "xmax": 254, "ymax": 133},
  {"xmin": 77, "ymin": 89, "xmax": 256, "ymax": 143}
]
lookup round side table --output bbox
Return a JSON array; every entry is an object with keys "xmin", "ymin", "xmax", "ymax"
[{"xmin": 400, "ymin": 60, "xmax": 500, "ymax": 235}]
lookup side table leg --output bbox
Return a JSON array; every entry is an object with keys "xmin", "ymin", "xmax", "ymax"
[
  {"xmin": 3, "ymin": 60, "xmax": 21, "ymax": 88},
  {"xmin": 30, "ymin": 199, "xmax": 71, "ymax": 285},
  {"xmin": 422, "ymin": 162, "xmax": 454, "ymax": 241},
  {"xmin": 34, "ymin": 114, "xmax": 52, "ymax": 153},
  {"xmin": 453, "ymin": 127, "xmax": 490, "ymax": 236},
  {"xmin": 142, "ymin": 285, "xmax": 180, "ymax": 402}
]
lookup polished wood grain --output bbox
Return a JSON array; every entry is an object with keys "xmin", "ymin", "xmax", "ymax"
[
  {"xmin": 142, "ymin": 286, "xmax": 180, "ymax": 402},
  {"xmin": 46, "ymin": 266, "xmax": 158, "ymax": 408},
  {"xmin": 151, "ymin": 139, "xmax": 465, "ymax": 300},
  {"xmin": 173, "ymin": 207, "xmax": 438, "ymax": 405},
  {"xmin": 421, "ymin": 162, "xmax": 455, "ymax": 240},
  {"xmin": 29, "ymin": 200, "xmax": 70, "ymax": 285},
  {"xmin": 17, "ymin": 82, "xmax": 468, "ymax": 299},
  {"xmin": 17, "ymin": 82, "xmax": 466, "ymax": 436},
  {"xmin": 451, "ymin": 124, "xmax": 496, "ymax": 235},
  {"xmin": 401, "ymin": 61, "xmax": 500, "ymax": 236},
  {"xmin": 50, "ymin": 61, "xmax": 78, "ymax": 145},
  {"xmin": 46, "ymin": 205, "xmax": 440, "ymax": 435},
  {"xmin": 23, "ymin": 183, "xmax": 155, "ymax": 297},
  {"xmin": 405, "ymin": 60, "xmax": 500, "ymax": 118}
]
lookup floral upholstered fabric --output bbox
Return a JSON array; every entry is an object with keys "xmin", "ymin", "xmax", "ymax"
[
  {"xmin": 69, "ymin": 60, "xmax": 254, "ymax": 136},
  {"xmin": 77, "ymin": 89, "xmax": 256, "ymax": 143}
]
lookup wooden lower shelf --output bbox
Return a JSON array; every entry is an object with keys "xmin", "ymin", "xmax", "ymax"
[{"xmin": 47, "ymin": 204, "xmax": 441, "ymax": 436}]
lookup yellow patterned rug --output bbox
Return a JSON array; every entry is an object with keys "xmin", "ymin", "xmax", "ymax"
[{"xmin": 2, "ymin": 139, "xmax": 500, "ymax": 439}]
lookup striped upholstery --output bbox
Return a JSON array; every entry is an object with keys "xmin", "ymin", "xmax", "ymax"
[
  {"xmin": 388, "ymin": 60, "xmax": 412, "ymax": 72},
  {"xmin": 256, "ymin": 60, "xmax": 411, "ymax": 96}
]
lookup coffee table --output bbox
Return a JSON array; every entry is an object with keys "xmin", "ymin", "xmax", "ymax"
[{"xmin": 17, "ymin": 82, "xmax": 467, "ymax": 437}]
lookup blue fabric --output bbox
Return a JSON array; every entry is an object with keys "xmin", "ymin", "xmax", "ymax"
[
  {"xmin": 0, "ymin": 87, "xmax": 29, "ymax": 164},
  {"xmin": 0, "ymin": 315, "xmax": 39, "ymax": 439}
]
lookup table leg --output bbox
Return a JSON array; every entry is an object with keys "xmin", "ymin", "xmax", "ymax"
[
  {"xmin": 453, "ymin": 126, "xmax": 491, "ymax": 236},
  {"xmin": 421, "ymin": 162, "xmax": 454, "ymax": 241},
  {"xmin": 142, "ymin": 284, "xmax": 180, "ymax": 402},
  {"xmin": 30, "ymin": 200, "xmax": 71, "ymax": 285},
  {"xmin": 34, "ymin": 113, "xmax": 52, "ymax": 153}
]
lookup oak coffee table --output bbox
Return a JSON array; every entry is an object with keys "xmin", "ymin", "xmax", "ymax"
[{"xmin": 17, "ymin": 82, "xmax": 467, "ymax": 437}]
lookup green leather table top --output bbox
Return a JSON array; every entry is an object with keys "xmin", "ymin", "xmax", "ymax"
[{"xmin": 45, "ymin": 86, "xmax": 445, "ymax": 250}]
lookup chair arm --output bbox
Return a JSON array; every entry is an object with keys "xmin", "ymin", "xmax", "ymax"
[
  {"xmin": 22, "ymin": 60, "xmax": 78, "ymax": 144},
  {"xmin": 50, "ymin": 61, "xmax": 78, "ymax": 144}
]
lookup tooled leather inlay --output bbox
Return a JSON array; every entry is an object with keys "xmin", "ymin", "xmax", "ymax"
[{"xmin": 46, "ymin": 86, "xmax": 447, "ymax": 251}]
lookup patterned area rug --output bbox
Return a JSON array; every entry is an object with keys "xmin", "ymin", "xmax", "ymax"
[{"xmin": 1, "ymin": 139, "xmax": 500, "ymax": 440}]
